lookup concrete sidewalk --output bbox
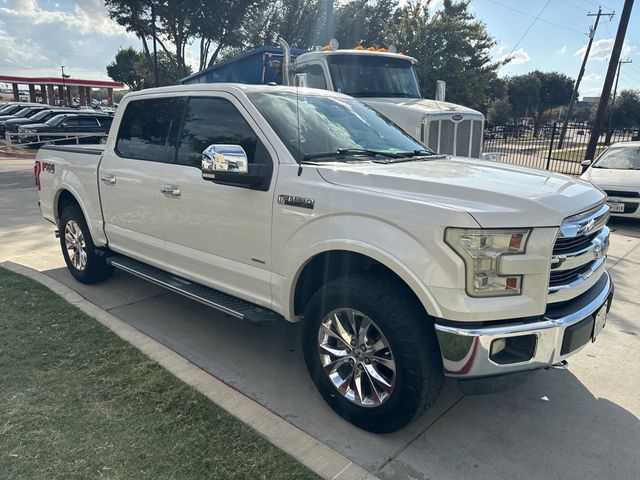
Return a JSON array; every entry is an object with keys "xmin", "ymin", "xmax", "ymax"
[{"xmin": 2, "ymin": 156, "xmax": 639, "ymax": 480}]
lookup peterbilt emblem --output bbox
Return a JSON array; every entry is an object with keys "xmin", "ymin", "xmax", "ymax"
[{"xmin": 451, "ymin": 113, "xmax": 464, "ymax": 122}]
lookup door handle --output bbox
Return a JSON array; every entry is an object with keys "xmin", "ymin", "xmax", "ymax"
[
  {"xmin": 100, "ymin": 174, "xmax": 116, "ymax": 185},
  {"xmin": 161, "ymin": 184, "xmax": 182, "ymax": 197}
]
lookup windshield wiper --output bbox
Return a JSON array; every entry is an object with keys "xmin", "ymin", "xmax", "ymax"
[{"xmin": 302, "ymin": 148, "xmax": 403, "ymax": 162}]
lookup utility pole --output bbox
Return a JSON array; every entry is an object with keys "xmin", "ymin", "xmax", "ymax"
[
  {"xmin": 558, "ymin": 8, "xmax": 613, "ymax": 149},
  {"xmin": 586, "ymin": 0, "xmax": 635, "ymax": 161},
  {"xmin": 606, "ymin": 59, "xmax": 632, "ymax": 139},
  {"xmin": 61, "ymin": 66, "xmax": 70, "ymax": 106},
  {"xmin": 151, "ymin": 2, "xmax": 159, "ymax": 88}
]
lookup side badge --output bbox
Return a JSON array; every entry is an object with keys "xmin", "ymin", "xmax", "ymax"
[{"xmin": 278, "ymin": 194, "xmax": 315, "ymax": 210}]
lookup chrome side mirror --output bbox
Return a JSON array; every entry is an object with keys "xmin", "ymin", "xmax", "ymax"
[
  {"xmin": 202, "ymin": 144, "xmax": 248, "ymax": 180},
  {"xmin": 294, "ymin": 73, "xmax": 308, "ymax": 88},
  {"xmin": 581, "ymin": 159, "xmax": 592, "ymax": 168}
]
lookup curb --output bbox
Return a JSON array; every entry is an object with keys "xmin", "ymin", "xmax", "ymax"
[
  {"xmin": 0, "ymin": 149, "xmax": 37, "ymax": 159},
  {"xmin": 1, "ymin": 261, "xmax": 378, "ymax": 480}
]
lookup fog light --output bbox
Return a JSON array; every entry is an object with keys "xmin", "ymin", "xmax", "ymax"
[
  {"xmin": 489, "ymin": 335, "xmax": 537, "ymax": 365},
  {"xmin": 490, "ymin": 338, "xmax": 506, "ymax": 356}
]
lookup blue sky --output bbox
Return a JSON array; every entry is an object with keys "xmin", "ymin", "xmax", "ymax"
[{"xmin": 1, "ymin": 0, "xmax": 639, "ymax": 98}]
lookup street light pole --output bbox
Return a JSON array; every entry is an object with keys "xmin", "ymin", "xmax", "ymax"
[{"xmin": 61, "ymin": 66, "xmax": 71, "ymax": 107}]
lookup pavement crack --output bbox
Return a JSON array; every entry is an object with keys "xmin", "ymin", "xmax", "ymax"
[
  {"xmin": 105, "ymin": 292, "xmax": 170, "ymax": 312},
  {"xmin": 374, "ymin": 394, "xmax": 465, "ymax": 474}
]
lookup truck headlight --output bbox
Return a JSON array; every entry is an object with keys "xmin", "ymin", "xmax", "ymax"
[{"xmin": 445, "ymin": 228, "xmax": 530, "ymax": 297}]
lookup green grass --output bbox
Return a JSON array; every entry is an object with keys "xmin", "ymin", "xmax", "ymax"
[
  {"xmin": 550, "ymin": 145, "xmax": 606, "ymax": 162},
  {"xmin": 0, "ymin": 267, "xmax": 320, "ymax": 480}
]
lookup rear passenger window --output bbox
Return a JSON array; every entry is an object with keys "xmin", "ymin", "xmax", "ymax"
[
  {"xmin": 176, "ymin": 97, "xmax": 260, "ymax": 168},
  {"xmin": 116, "ymin": 98, "xmax": 184, "ymax": 162}
]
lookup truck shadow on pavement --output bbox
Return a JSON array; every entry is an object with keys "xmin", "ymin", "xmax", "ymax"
[{"xmin": 42, "ymin": 266, "xmax": 640, "ymax": 480}]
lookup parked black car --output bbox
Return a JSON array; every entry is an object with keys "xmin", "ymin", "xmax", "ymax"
[
  {"xmin": 0, "ymin": 106, "xmax": 62, "ymax": 136},
  {"xmin": 18, "ymin": 113, "xmax": 113, "ymax": 145},
  {"xmin": 0, "ymin": 102, "xmax": 49, "ymax": 119},
  {"xmin": 5, "ymin": 108, "xmax": 99, "ymax": 136}
]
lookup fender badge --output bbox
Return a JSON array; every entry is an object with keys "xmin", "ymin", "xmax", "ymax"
[{"xmin": 278, "ymin": 194, "xmax": 315, "ymax": 210}]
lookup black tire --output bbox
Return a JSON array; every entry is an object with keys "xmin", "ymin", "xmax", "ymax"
[
  {"xmin": 301, "ymin": 272, "xmax": 443, "ymax": 433},
  {"xmin": 59, "ymin": 203, "xmax": 113, "ymax": 284}
]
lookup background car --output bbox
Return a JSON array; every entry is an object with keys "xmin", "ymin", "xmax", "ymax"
[
  {"xmin": 18, "ymin": 113, "xmax": 113, "ymax": 146},
  {"xmin": 0, "ymin": 105, "xmax": 60, "ymax": 136},
  {"xmin": 581, "ymin": 141, "xmax": 640, "ymax": 219},
  {"xmin": 4, "ymin": 108, "xmax": 99, "ymax": 136}
]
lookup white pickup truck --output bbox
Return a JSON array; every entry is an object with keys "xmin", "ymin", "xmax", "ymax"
[{"xmin": 36, "ymin": 84, "xmax": 614, "ymax": 433}]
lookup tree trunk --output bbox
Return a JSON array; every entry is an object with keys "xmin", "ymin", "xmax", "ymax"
[{"xmin": 207, "ymin": 42, "xmax": 225, "ymax": 68}]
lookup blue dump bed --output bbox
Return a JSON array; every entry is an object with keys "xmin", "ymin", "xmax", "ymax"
[{"xmin": 180, "ymin": 46, "xmax": 307, "ymax": 86}]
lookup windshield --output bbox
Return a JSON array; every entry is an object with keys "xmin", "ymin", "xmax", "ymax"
[
  {"xmin": 248, "ymin": 92, "xmax": 427, "ymax": 162},
  {"xmin": 0, "ymin": 105, "xmax": 21, "ymax": 115},
  {"xmin": 45, "ymin": 114, "xmax": 68, "ymax": 126},
  {"xmin": 593, "ymin": 146, "xmax": 640, "ymax": 170},
  {"xmin": 29, "ymin": 110, "xmax": 57, "ymax": 121},
  {"xmin": 327, "ymin": 54, "xmax": 420, "ymax": 98}
]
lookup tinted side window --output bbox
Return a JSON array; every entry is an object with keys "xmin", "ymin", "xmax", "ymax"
[
  {"xmin": 116, "ymin": 98, "xmax": 184, "ymax": 162},
  {"xmin": 176, "ymin": 97, "xmax": 259, "ymax": 168},
  {"xmin": 300, "ymin": 64, "xmax": 327, "ymax": 89},
  {"xmin": 99, "ymin": 117, "xmax": 113, "ymax": 127}
]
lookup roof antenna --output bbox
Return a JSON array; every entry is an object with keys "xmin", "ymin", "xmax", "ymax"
[{"xmin": 296, "ymin": 84, "xmax": 303, "ymax": 176}]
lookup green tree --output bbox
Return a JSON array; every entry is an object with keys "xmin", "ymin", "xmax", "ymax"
[
  {"xmin": 507, "ymin": 73, "xmax": 541, "ymax": 118},
  {"xmin": 507, "ymin": 71, "xmax": 573, "ymax": 135},
  {"xmin": 106, "ymin": 47, "xmax": 145, "ymax": 91},
  {"xmin": 107, "ymin": 48, "xmax": 192, "ymax": 90},
  {"xmin": 611, "ymin": 90, "xmax": 640, "ymax": 128},
  {"xmin": 486, "ymin": 98, "xmax": 513, "ymax": 125},
  {"xmin": 243, "ymin": 0, "xmax": 325, "ymax": 50},
  {"xmin": 334, "ymin": 0, "xmax": 398, "ymax": 48},
  {"xmin": 387, "ymin": 0, "xmax": 504, "ymax": 110}
]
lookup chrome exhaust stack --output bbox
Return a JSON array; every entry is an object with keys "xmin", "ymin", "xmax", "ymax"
[{"xmin": 278, "ymin": 38, "xmax": 292, "ymax": 86}]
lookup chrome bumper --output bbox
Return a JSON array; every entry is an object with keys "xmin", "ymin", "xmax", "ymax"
[{"xmin": 435, "ymin": 271, "xmax": 613, "ymax": 378}]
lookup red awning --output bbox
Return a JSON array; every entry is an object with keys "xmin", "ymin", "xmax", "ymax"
[{"xmin": 0, "ymin": 75, "xmax": 123, "ymax": 88}]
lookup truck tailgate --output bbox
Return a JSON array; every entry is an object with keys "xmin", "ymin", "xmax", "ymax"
[{"xmin": 36, "ymin": 145, "xmax": 105, "ymax": 233}]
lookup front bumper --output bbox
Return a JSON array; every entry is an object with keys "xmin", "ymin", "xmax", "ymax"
[{"xmin": 435, "ymin": 271, "xmax": 613, "ymax": 378}]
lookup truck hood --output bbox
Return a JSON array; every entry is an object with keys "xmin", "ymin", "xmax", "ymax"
[
  {"xmin": 316, "ymin": 157, "xmax": 605, "ymax": 228},
  {"xmin": 362, "ymin": 97, "xmax": 482, "ymax": 116}
]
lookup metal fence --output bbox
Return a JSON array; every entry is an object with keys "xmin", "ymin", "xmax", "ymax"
[
  {"xmin": 3, "ymin": 132, "xmax": 108, "ymax": 153},
  {"xmin": 483, "ymin": 123, "xmax": 640, "ymax": 176}
]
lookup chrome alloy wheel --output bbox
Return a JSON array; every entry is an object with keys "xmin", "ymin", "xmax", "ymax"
[
  {"xmin": 64, "ymin": 220, "xmax": 87, "ymax": 271},
  {"xmin": 318, "ymin": 308, "xmax": 396, "ymax": 407}
]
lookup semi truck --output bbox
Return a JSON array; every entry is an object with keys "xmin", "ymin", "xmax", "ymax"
[
  {"xmin": 35, "ymin": 83, "xmax": 612, "ymax": 432},
  {"xmin": 181, "ymin": 40, "xmax": 485, "ymax": 159}
]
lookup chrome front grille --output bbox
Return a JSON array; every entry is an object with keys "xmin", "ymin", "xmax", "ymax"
[
  {"xmin": 548, "ymin": 204, "xmax": 610, "ymax": 304},
  {"xmin": 423, "ymin": 117, "xmax": 483, "ymax": 158}
]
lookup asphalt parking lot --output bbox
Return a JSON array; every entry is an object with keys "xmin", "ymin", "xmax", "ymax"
[{"xmin": 2, "ymin": 156, "xmax": 639, "ymax": 480}]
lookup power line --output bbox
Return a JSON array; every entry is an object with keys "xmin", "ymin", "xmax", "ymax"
[
  {"xmin": 578, "ymin": 0, "xmax": 616, "ymax": 11},
  {"xmin": 506, "ymin": 0, "xmax": 552, "ymax": 57},
  {"xmin": 561, "ymin": 0, "xmax": 590, "ymax": 12},
  {"xmin": 485, "ymin": 0, "xmax": 587, "ymax": 35}
]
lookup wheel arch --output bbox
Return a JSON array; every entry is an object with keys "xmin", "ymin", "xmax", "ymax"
[
  {"xmin": 54, "ymin": 187, "xmax": 103, "ymax": 245},
  {"xmin": 289, "ymin": 244, "xmax": 442, "ymax": 322}
]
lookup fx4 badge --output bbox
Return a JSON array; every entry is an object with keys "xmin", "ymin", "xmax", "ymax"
[{"xmin": 277, "ymin": 194, "xmax": 315, "ymax": 210}]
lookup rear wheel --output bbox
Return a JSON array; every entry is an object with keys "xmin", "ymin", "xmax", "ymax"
[
  {"xmin": 59, "ymin": 204, "xmax": 113, "ymax": 284},
  {"xmin": 301, "ymin": 273, "xmax": 443, "ymax": 433}
]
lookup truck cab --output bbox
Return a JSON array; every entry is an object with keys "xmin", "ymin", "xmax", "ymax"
[{"xmin": 181, "ymin": 43, "xmax": 484, "ymax": 158}]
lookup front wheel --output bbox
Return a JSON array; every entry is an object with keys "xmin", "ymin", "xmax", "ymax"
[{"xmin": 301, "ymin": 273, "xmax": 443, "ymax": 433}]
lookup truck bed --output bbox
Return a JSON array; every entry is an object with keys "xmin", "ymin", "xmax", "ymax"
[{"xmin": 36, "ymin": 144, "xmax": 106, "ymax": 245}]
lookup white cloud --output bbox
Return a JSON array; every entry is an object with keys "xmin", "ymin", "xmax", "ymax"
[
  {"xmin": 556, "ymin": 45, "xmax": 567, "ymax": 55},
  {"xmin": 583, "ymin": 73, "xmax": 601, "ymax": 82},
  {"xmin": 499, "ymin": 48, "xmax": 530, "ymax": 65},
  {"xmin": 0, "ymin": 0, "xmax": 138, "ymax": 81},
  {"xmin": 575, "ymin": 38, "xmax": 634, "ymax": 61},
  {"xmin": 0, "ymin": 0, "xmax": 129, "ymax": 37}
]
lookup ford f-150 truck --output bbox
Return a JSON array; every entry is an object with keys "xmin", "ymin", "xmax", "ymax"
[{"xmin": 35, "ymin": 84, "xmax": 613, "ymax": 433}]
